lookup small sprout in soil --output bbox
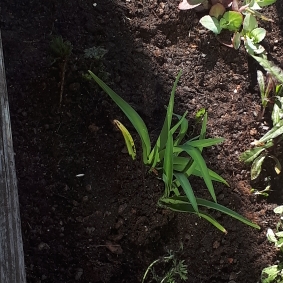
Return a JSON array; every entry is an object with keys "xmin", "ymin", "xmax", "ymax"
[
  {"xmin": 180, "ymin": 0, "xmax": 277, "ymax": 57},
  {"xmin": 240, "ymin": 68, "xmax": 283, "ymax": 186},
  {"xmin": 49, "ymin": 35, "xmax": 73, "ymax": 107},
  {"xmin": 89, "ymin": 70, "xmax": 260, "ymax": 232},
  {"xmin": 142, "ymin": 244, "xmax": 188, "ymax": 283},
  {"xmin": 261, "ymin": 205, "xmax": 283, "ymax": 283},
  {"xmin": 82, "ymin": 46, "xmax": 109, "ymax": 81}
]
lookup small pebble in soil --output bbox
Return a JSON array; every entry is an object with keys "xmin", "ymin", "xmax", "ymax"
[
  {"xmin": 75, "ymin": 268, "xmax": 83, "ymax": 281},
  {"xmin": 118, "ymin": 203, "xmax": 127, "ymax": 214},
  {"xmin": 86, "ymin": 184, "xmax": 92, "ymax": 191},
  {"xmin": 250, "ymin": 128, "xmax": 257, "ymax": 136}
]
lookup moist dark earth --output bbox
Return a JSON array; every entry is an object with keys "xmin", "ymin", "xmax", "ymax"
[{"xmin": 1, "ymin": 1, "xmax": 283, "ymax": 282}]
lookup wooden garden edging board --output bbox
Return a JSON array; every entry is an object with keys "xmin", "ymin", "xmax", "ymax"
[{"xmin": 0, "ymin": 29, "xmax": 26, "ymax": 283}]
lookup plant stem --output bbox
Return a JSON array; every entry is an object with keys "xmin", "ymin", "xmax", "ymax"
[{"xmin": 59, "ymin": 58, "xmax": 67, "ymax": 107}]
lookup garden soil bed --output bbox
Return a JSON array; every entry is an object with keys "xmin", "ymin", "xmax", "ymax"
[{"xmin": 1, "ymin": 0, "xmax": 283, "ymax": 282}]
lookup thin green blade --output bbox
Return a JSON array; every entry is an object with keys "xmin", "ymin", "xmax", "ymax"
[
  {"xmin": 148, "ymin": 70, "xmax": 182, "ymax": 165},
  {"xmin": 177, "ymin": 145, "xmax": 217, "ymax": 202},
  {"xmin": 88, "ymin": 71, "xmax": 151, "ymax": 163},
  {"xmin": 113, "ymin": 120, "xmax": 136, "ymax": 160},
  {"xmin": 174, "ymin": 172, "xmax": 199, "ymax": 214}
]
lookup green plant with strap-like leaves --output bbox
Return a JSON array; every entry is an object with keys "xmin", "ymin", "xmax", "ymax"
[{"xmin": 89, "ymin": 70, "xmax": 259, "ymax": 233}]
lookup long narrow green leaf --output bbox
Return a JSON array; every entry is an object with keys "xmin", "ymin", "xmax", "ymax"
[
  {"xmin": 200, "ymin": 112, "xmax": 207, "ymax": 141},
  {"xmin": 259, "ymin": 119, "xmax": 283, "ymax": 143},
  {"xmin": 148, "ymin": 70, "xmax": 182, "ymax": 165},
  {"xmin": 184, "ymin": 138, "xmax": 224, "ymax": 148},
  {"xmin": 239, "ymin": 146, "xmax": 266, "ymax": 163},
  {"xmin": 163, "ymin": 133, "xmax": 174, "ymax": 196},
  {"xmin": 160, "ymin": 196, "xmax": 260, "ymax": 229},
  {"xmin": 176, "ymin": 145, "xmax": 217, "ymax": 202},
  {"xmin": 172, "ymin": 112, "xmax": 189, "ymax": 146},
  {"xmin": 252, "ymin": 56, "xmax": 283, "ymax": 84},
  {"xmin": 113, "ymin": 120, "xmax": 136, "ymax": 160},
  {"xmin": 173, "ymin": 156, "xmax": 192, "ymax": 171},
  {"xmin": 159, "ymin": 197, "xmax": 226, "ymax": 233},
  {"xmin": 172, "ymin": 156, "xmax": 228, "ymax": 185},
  {"xmin": 88, "ymin": 71, "xmax": 151, "ymax": 163},
  {"xmin": 174, "ymin": 173, "xmax": 198, "ymax": 214},
  {"xmin": 191, "ymin": 166, "xmax": 229, "ymax": 186},
  {"xmin": 251, "ymin": 153, "xmax": 266, "ymax": 180}
]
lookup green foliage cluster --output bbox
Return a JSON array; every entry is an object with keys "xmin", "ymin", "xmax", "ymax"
[
  {"xmin": 179, "ymin": 0, "xmax": 276, "ymax": 57},
  {"xmin": 50, "ymin": 35, "xmax": 72, "ymax": 61},
  {"xmin": 261, "ymin": 206, "xmax": 283, "ymax": 283},
  {"xmin": 89, "ymin": 70, "xmax": 259, "ymax": 233},
  {"xmin": 142, "ymin": 245, "xmax": 188, "ymax": 283},
  {"xmin": 240, "ymin": 64, "xmax": 283, "ymax": 193}
]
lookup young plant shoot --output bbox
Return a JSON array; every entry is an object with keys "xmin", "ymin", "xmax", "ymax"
[
  {"xmin": 89, "ymin": 70, "xmax": 260, "ymax": 232},
  {"xmin": 179, "ymin": 0, "xmax": 276, "ymax": 56}
]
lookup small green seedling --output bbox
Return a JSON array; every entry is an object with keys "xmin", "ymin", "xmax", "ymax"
[
  {"xmin": 89, "ymin": 70, "xmax": 260, "ymax": 232},
  {"xmin": 261, "ymin": 205, "xmax": 283, "ymax": 283},
  {"xmin": 240, "ymin": 69, "xmax": 283, "ymax": 182},
  {"xmin": 82, "ymin": 46, "xmax": 109, "ymax": 82},
  {"xmin": 50, "ymin": 35, "xmax": 73, "ymax": 106},
  {"xmin": 179, "ymin": 0, "xmax": 276, "ymax": 56},
  {"xmin": 142, "ymin": 244, "xmax": 188, "ymax": 283}
]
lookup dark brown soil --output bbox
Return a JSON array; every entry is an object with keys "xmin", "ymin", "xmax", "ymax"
[{"xmin": 1, "ymin": 0, "xmax": 283, "ymax": 282}]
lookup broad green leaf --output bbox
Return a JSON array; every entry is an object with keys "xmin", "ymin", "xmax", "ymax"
[
  {"xmin": 184, "ymin": 138, "xmax": 224, "ymax": 148},
  {"xmin": 113, "ymin": 120, "xmax": 136, "ymax": 160},
  {"xmin": 256, "ymin": 0, "xmax": 277, "ymax": 7},
  {"xmin": 163, "ymin": 133, "xmax": 174, "ymax": 196},
  {"xmin": 275, "ymin": 231, "xmax": 283, "ymax": 238},
  {"xmin": 252, "ymin": 56, "xmax": 283, "ymax": 84},
  {"xmin": 250, "ymin": 27, "xmax": 266, "ymax": 43},
  {"xmin": 88, "ymin": 71, "xmax": 151, "ymax": 163},
  {"xmin": 176, "ymin": 145, "xmax": 216, "ymax": 202},
  {"xmin": 174, "ymin": 173, "xmax": 198, "ymax": 214},
  {"xmin": 239, "ymin": 146, "xmax": 265, "ymax": 163},
  {"xmin": 274, "ymin": 205, "xmax": 283, "ymax": 214},
  {"xmin": 267, "ymin": 228, "xmax": 277, "ymax": 243},
  {"xmin": 261, "ymin": 265, "xmax": 281, "ymax": 283},
  {"xmin": 251, "ymin": 153, "xmax": 266, "ymax": 180},
  {"xmin": 160, "ymin": 196, "xmax": 260, "ymax": 229},
  {"xmin": 148, "ymin": 70, "xmax": 182, "ymax": 166},
  {"xmin": 244, "ymin": 36, "xmax": 265, "ymax": 55},
  {"xmin": 243, "ymin": 14, "xmax": 258, "ymax": 32},
  {"xmin": 221, "ymin": 11, "xmax": 243, "ymax": 31},
  {"xmin": 233, "ymin": 32, "xmax": 241, "ymax": 49},
  {"xmin": 209, "ymin": 3, "xmax": 225, "ymax": 18},
  {"xmin": 199, "ymin": 15, "xmax": 221, "ymax": 34},
  {"xmin": 259, "ymin": 119, "xmax": 283, "ymax": 143}
]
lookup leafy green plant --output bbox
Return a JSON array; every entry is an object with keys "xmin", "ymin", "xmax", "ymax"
[
  {"xmin": 142, "ymin": 244, "xmax": 188, "ymax": 283},
  {"xmin": 89, "ymin": 70, "xmax": 260, "ymax": 232},
  {"xmin": 179, "ymin": 0, "xmax": 276, "ymax": 56},
  {"xmin": 240, "ymin": 69, "xmax": 283, "ymax": 183},
  {"xmin": 50, "ymin": 35, "xmax": 73, "ymax": 106},
  {"xmin": 261, "ymin": 205, "xmax": 283, "ymax": 283},
  {"xmin": 82, "ymin": 46, "xmax": 109, "ymax": 82}
]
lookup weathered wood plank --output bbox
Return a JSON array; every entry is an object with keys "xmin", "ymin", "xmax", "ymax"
[{"xmin": 0, "ymin": 29, "xmax": 26, "ymax": 283}]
